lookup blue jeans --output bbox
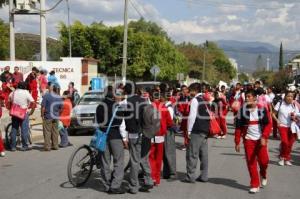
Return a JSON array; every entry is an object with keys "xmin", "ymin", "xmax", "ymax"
[
  {"xmin": 59, "ymin": 127, "xmax": 69, "ymax": 147},
  {"xmin": 10, "ymin": 113, "xmax": 30, "ymax": 149}
]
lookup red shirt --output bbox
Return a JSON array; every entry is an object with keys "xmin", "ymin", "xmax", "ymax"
[
  {"xmin": 60, "ymin": 99, "xmax": 72, "ymax": 127},
  {"xmin": 13, "ymin": 72, "xmax": 23, "ymax": 85},
  {"xmin": 152, "ymin": 101, "xmax": 173, "ymax": 136}
]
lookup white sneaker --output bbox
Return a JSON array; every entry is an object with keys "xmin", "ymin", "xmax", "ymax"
[
  {"xmin": 0, "ymin": 152, "xmax": 5, "ymax": 157},
  {"xmin": 285, "ymin": 161, "xmax": 293, "ymax": 166},
  {"xmin": 221, "ymin": 135, "xmax": 227, "ymax": 139},
  {"xmin": 278, "ymin": 159, "xmax": 285, "ymax": 166},
  {"xmin": 261, "ymin": 178, "xmax": 268, "ymax": 187},
  {"xmin": 216, "ymin": 136, "xmax": 222, "ymax": 139},
  {"xmin": 249, "ymin": 187, "xmax": 260, "ymax": 194}
]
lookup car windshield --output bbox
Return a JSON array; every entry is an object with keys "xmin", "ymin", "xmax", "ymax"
[{"xmin": 78, "ymin": 93, "xmax": 103, "ymax": 105}]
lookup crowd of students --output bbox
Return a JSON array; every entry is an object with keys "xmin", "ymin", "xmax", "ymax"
[
  {"xmin": 0, "ymin": 66, "xmax": 79, "ymax": 156},
  {"xmin": 1, "ymin": 72, "xmax": 300, "ymax": 195}
]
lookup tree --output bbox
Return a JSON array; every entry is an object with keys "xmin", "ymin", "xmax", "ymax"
[
  {"xmin": 0, "ymin": 19, "xmax": 9, "ymax": 59},
  {"xmin": 279, "ymin": 42, "xmax": 284, "ymax": 70},
  {"xmin": 238, "ymin": 73, "xmax": 249, "ymax": 84},
  {"xmin": 58, "ymin": 20, "xmax": 188, "ymax": 80},
  {"xmin": 177, "ymin": 41, "xmax": 237, "ymax": 84}
]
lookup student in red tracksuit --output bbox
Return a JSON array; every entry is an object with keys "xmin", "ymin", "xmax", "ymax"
[
  {"xmin": 273, "ymin": 90, "xmax": 299, "ymax": 166},
  {"xmin": 234, "ymin": 89, "xmax": 272, "ymax": 194},
  {"xmin": 229, "ymin": 82, "xmax": 245, "ymax": 116},
  {"xmin": 25, "ymin": 67, "xmax": 39, "ymax": 102},
  {"xmin": 149, "ymin": 92, "xmax": 173, "ymax": 186},
  {"xmin": 0, "ymin": 89, "xmax": 5, "ymax": 157},
  {"xmin": 213, "ymin": 91, "xmax": 228, "ymax": 139},
  {"xmin": 177, "ymin": 85, "xmax": 190, "ymax": 149}
]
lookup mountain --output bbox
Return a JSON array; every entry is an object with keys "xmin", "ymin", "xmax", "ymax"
[{"xmin": 216, "ymin": 40, "xmax": 300, "ymax": 73}]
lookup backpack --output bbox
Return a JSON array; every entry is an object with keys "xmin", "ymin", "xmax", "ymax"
[
  {"xmin": 141, "ymin": 104, "xmax": 161, "ymax": 139},
  {"xmin": 272, "ymin": 95, "xmax": 282, "ymax": 106}
]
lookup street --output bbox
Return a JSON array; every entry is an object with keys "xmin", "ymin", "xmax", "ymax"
[{"xmin": 0, "ymin": 123, "xmax": 300, "ymax": 199}]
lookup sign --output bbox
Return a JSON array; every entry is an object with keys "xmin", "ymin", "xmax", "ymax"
[{"xmin": 150, "ymin": 65, "xmax": 160, "ymax": 76}]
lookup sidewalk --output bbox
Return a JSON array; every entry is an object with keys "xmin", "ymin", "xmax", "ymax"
[{"xmin": 1, "ymin": 108, "xmax": 44, "ymax": 142}]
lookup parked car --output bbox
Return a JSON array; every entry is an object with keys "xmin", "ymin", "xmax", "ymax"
[
  {"xmin": 136, "ymin": 81, "xmax": 160, "ymax": 91},
  {"xmin": 68, "ymin": 90, "xmax": 104, "ymax": 135}
]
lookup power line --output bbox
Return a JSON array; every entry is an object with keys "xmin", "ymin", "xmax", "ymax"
[
  {"xmin": 33, "ymin": 0, "xmax": 64, "ymax": 13},
  {"xmin": 129, "ymin": 0, "xmax": 145, "ymax": 19}
]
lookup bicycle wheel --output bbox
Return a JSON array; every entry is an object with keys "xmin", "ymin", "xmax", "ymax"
[{"xmin": 67, "ymin": 145, "xmax": 94, "ymax": 187}]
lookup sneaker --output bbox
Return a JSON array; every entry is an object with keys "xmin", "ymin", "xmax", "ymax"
[
  {"xmin": 285, "ymin": 161, "xmax": 293, "ymax": 166},
  {"xmin": 180, "ymin": 147, "xmax": 186, "ymax": 151},
  {"xmin": 249, "ymin": 187, "xmax": 260, "ymax": 194},
  {"xmin": 261, "ymin": 178, "xmax": 268, "ymax": 187},
  {"xmin": 0, "ymin": 152, "xmax": 5, "ymax": 157},
  {"xmin": 221, "ymin": 135, "xmax": 227, "ymax": 139},
  {"xmin": 278, "ymin": 159, "xmax": 285, "ymax": 166}
]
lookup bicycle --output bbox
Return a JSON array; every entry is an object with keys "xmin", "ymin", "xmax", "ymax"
[
  {"xmin": 67, "ymin": 141, "xmax": 130, "ymax": 187},
  {"xmin": 5, "ymin": 121, "xmax": 32, "ymax": 150}
]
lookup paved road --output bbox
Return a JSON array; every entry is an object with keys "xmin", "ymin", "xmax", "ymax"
[{"xmin": 1, "ymin": 124, "xmax": 300, "ymax": 199}]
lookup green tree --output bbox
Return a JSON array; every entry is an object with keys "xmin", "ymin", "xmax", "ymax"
[
  {"xmin": 58, "ymin": 20, "xmax": 188, "ymax": 80},
  {"xmin": 238, "ymin": 73, "xmax": 249, "ymax": 84},
  {"xmin": 279, "ymin": 42, "xmax": 284, "ymax": 70},
  {"xmin": 0, "ymin": 19, "xmax": 9, "ymax": 59}
]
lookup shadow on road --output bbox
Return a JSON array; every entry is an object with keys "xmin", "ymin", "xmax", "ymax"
[
  {"xmin": 220, "ymin": 153, "xmax": 244, "ymax": 156},
  {"xmin": 209, "ymin": 178, "xmax": 248, "ymax": 191}
]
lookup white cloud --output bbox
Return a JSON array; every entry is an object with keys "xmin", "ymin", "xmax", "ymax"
[{"xmin": 0, "ymin": 0, "xmax": 300, "ymax": 50}]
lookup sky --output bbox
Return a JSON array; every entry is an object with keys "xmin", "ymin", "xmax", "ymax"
[{"xmin": 0, "ymin": 0, "xmax": 300, "ymax": 50}]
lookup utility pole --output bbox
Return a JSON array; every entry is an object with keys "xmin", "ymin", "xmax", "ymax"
[
  {"xmin": 121, "ymin": 0, "xmax": 128, "ymax": 84},
  {"xmin": 9, "ymin": 0, "xmax": 15, "ymax": 61},
  {"xmin": 40, "ymin": 0, "xmax": 47, "ymax": 61},
  {"xmin": 66, "ymin": 0, "xmax": 72, "ymax": 57},
  {"xmin": 202, "ymin": 44, "xmax": 206, "ymax": 82}
]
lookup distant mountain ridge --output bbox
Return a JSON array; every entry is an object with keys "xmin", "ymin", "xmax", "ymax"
[{"xmin": 216, "ymin": 40, "xmax": 299, "ymax": 73}]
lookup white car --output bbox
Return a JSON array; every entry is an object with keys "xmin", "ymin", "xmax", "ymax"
[{"xmin": 68, "ymin": 90, "xmax": 104, "ymax": 135}]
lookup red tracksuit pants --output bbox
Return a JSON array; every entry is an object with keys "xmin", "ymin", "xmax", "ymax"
[
  {"xmin": 181, "ymin": 119, "xmax": 189, "ymax": 146},
  {"xmin": 244, "ymin": 139, "xmax": 269, "ymax": 188},
  {"xmin": 278, "ymin": 127, "xmax": 296, "ymax": 161},
  {"xmin": 273, "ymin": 120, "xmax": 278, "ymax": 138},
  {"xmin": 0, "ymin": 135, "xmax": 5, "ymax": 152},
  {"xmin": 217, "ymin": 116, "xmax": 227, "ymax": 136},
  {"xmin": 149, "ymin": 143, "xmax": 164, "ymax": 185}
]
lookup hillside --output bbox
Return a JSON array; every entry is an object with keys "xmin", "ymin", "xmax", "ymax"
[
  {"xmin": 15, "ymin": 33, "xmax": 61, "ymax": 61},
  {"xmin": 216, "ymin": 40, "xmax": 300, "ymax": 73}
]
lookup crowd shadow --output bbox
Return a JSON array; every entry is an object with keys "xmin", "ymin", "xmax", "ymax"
[{"xmin": 209, "ymin": 178, "xmax": 248, "ymax": 191}]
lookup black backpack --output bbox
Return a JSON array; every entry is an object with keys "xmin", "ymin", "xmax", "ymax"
[{"xmin": 272, "ymin": 94, "xmax": 282, "ymax": 106}]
